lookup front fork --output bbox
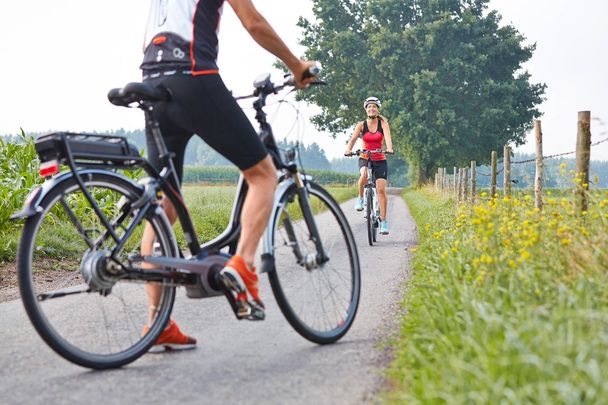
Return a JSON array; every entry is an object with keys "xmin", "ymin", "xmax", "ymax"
[{"xmin": 292, "ymin": 173, "xmax": 329, "ymax": 266}]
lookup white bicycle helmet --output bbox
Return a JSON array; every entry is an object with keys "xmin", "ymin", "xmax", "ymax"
[{"xmin": 363, "ymin": 96, "xmax": 381, "ymax": 109}]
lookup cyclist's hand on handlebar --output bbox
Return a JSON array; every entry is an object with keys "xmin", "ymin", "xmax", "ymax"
[
  {"xmin": 292, "ymin": 60, "xmax": 319, "ymax": 89},
  {"xmin": 386, "ymin": 149, "xmax": 394, "ymax": 154}
]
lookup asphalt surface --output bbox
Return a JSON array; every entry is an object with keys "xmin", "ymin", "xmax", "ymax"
[{"xmin": 0, "ymin": 189, "xmax": 417, "ymax": 405}]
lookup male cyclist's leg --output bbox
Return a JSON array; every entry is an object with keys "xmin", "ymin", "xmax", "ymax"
[
  {"xmin": 179, "ymin": 74, "xmax": 271, "ymax": 317},
  {"xmin": 238, "ymin": 155, "xmax": 276, "ymax": 268},
  {"xmin": 141, "ymin": 106, "xmax": 191, "ymax": 319},
  {"xmin": 139, "ymin": 83, "xmax": 197, "ymax": 347},
  {"xmin": 216, "ymin": 156, "xmax": 274, "ymax": 319}
]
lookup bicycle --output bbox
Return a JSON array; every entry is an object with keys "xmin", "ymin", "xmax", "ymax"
[
  {"xmin": 345, "ymin": 149, "xmax": 392, "ymax": 246},
  {"xmin": 11, "ymin": 69, "xmax": 361, "ymax": 370}
]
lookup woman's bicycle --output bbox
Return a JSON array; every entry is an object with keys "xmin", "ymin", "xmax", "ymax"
[
  {"xmin": 346, "ymin": 149, "xmax": 392, "ymax": 246},
  {"xmin": 11, "ymin": 70, "xmax": 361, "ymax": 369}
]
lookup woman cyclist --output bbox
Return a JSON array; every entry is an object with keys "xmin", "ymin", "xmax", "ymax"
[{"xmin": 344, "ymin": 96, "xmax": 393, "ymax": 235}]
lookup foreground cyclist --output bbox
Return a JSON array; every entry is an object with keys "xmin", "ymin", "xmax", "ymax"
[
  {"xmin": 344, "ymin": 97, "xmax": 393, "ymax": 235},
  {"xmin": 139, "ymin": 0, "xmax": 317, "ymax": 350}
]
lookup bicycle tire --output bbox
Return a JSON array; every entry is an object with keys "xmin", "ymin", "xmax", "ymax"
[
  {"xmin": 366, "ymin": 188, "xmax": 374, "ymax": 246},
  {"xmin": 17, "ymin": 171, "xmax": 177, "ymax": 369},
  {"xmin": 268, "ymin": 181, "xmax": 361, "ymax": 344}
]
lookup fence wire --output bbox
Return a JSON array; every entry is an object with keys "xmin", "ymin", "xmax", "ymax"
[{"xmin": 472, "ymin": 135, "xmax": 608, "ymax": 176}]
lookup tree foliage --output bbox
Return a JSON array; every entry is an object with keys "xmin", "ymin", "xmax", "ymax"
[{"xmin": 298, "ymin": 0, "xmax": 545, "ymax": 183}]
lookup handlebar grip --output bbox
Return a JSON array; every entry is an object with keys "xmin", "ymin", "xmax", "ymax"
[{"xmin": 302, "ymin": 63, "xmax": 321, "ymax": 79}]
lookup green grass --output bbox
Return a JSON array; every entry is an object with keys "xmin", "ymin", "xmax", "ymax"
[
  {"xmin": 179, "ymin": 184, "xmax": 354, "ymax": 246},
  {"xmin": 385, "ymin": 187, "xmax": 608, "ymax": 404},
  {"xmin": 3, "ymin": 183, "xmax": 354, "ymax": 262}
]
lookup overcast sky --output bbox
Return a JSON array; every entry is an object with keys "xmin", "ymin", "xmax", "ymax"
[{"xmin": 0, "ymin": 0, "xmax": 606, "ymax": 160}]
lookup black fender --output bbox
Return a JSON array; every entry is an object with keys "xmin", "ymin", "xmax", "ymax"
[{"xmin": 10, "ymin": 169, "xmax": 143, "ymax": 220}]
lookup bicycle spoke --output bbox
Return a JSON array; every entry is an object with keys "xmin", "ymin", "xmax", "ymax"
[
  {"xmin": 59, "ymin": 196, "xmax": 95, "ymax": 249},
  {"xmin": 18, "ymin": 173, "xmax": 177, "ymax": 369},
  {"xmin": 269, "ymin": 182, "xmax": 360, "ymax": 343}
]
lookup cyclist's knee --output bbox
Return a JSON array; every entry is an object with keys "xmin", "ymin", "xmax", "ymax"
[{"xmin": 242, "ymin": 155, "xmax": 276, "ymax": 188}]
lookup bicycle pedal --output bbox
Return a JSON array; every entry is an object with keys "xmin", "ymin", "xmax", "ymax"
[
  {"xmin": 236, "ymin": 301, "xmax": 265, "ymax": 321},
  {"xmin": 217, "ymin": 272, "xmax": 265, "ymax": 321}
]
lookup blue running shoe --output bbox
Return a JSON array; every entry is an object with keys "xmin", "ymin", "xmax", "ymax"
[
  {"xmin": 354, "ymin": 197, "xmax": 364, "ymax": 211},
  {"xmin": 379, "ymin": 220, "xmax": 389, "ymax": 235}
]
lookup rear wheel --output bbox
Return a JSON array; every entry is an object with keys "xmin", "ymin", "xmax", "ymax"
[
  {"xmin": 17, "ymin": 172, "xmax": 177, "ymax": 369},
  {"xmin": 268, "ymin": 181, "xmax": 361, "ymax": 344}
]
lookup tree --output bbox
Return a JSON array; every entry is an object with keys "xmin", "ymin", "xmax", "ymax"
[{"xmin": 299, "ymin": 0, "xmax": 545, "ymax": 185}]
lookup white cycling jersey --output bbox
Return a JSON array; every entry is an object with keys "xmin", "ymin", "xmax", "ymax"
[{"xmin": 141, "ymin": 0, "xmax": 225, "ymax": 75}]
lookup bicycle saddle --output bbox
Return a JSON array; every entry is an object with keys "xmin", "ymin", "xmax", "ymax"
[{"xmin": 107, "ymin": 82, "xmax": 171, "ymax": 107}]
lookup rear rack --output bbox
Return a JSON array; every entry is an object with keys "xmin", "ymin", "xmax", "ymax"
[{"xmin": 35, "ymin": 132, "xmax": 145, "ymax": 169}]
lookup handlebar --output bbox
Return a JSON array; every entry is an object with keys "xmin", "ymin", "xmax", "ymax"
[
  {"xmin": 345, "ymin": 149, "xmax": 394, "ymax": 157},
  {"xmin": 234, "ymin": 63, "xmax": 325, "ymax": 101}
]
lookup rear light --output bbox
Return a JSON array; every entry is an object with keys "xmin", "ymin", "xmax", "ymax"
[{"xmin": 39, "ymin": 160, "xmax": 59, "ymax": 177}]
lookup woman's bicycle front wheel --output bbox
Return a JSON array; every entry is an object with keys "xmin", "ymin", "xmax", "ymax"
[
  {"xmin": 366, "ymin": 187, "xmax": 376, "ymax": 245},
  {"xmin": 17, "ymin": 171, "xmax": 177, "ymax": 369},
  {"xmin": 268, "ymin": 181, "xmax": 361, "ymax": 344}
]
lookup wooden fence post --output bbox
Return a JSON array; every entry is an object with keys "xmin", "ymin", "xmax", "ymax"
[
  {"xmin": 453, "ymin": 167, "xmax": 457, "ymax": 199},
  {"xmin": 463, "ymin": 167, "xmax": 468, "ymax": 202},
  {"xmin": 470, "ymin": 160, "xmax": 476, "ymax": 204},
  {"xmin": 575, "ymin": 111, "xmax": 591, "ymax": 213},
  {"xmin": 435, "ymin": 169, "xmax": 439, "ymax": 190},
  {"xmin": 490, "ymin": 151, "xmax": 497, "ymax": 198},
  {"xmin": 503, "ymin": 145, "xmax": 511, "ymax": 196},
  {"xmin": 456, "ymin": 168, "xmax": 462, "ymax": 204},
  {"xmin": 535, "ymin": 120, "xmax": 543, "ymax": 210}
]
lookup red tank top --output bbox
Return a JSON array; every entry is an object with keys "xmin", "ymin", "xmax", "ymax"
[{"xmin": 361, "ymin": 119, "xmax": 385, "ymax": 161}]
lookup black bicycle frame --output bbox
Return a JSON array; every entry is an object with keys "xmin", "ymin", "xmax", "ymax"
[
  {"xmin": 54, "ymin": 80, "xmax": 329, "ymax": 281},
  {"xmin": 139, "ymin": 84, "xmax": 329, "ymax": 267}
]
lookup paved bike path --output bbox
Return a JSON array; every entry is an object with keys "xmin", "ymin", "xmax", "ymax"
[{"xmin": 0, "ymin": 189, "xmax": 417, "ymax": 405}]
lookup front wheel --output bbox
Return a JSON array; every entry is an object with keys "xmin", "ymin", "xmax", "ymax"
[
  {"xmin": 366, "ymin": 187, "xmax": 376, "ymax": 245},
  {"xmin": 268, "ymin": 181, "xmax": 361, "ymax": 344},
  {"xmin": 17, "ymin": 171, "xmax": 178, "ymax": 369}
]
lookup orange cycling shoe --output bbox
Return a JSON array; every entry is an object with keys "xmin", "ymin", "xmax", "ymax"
[
  {"xmin": 217, "ymin": 255, "xmax": 265, "ymax": 321},
  {"xmin": 142, "ymin": 319, "xmax": 197, "ymax": 353}
]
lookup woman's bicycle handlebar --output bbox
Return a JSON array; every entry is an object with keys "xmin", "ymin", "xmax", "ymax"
[{"xmin": 345, "ymin": 149, "xmax": 394, "ymax": 157}]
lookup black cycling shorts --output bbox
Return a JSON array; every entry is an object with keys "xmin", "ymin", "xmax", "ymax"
[
  {"xmin": 359, "ymin": 158, "xmax": 388, "ymax": 180},
  {"xmin": 143, "ymin": 73, "xmax": 268, "ymax": 185}
]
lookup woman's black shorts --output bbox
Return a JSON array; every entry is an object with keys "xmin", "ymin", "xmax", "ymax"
[
  {"xmin": 358, "ymin": 158, "xmax": 388, "ymax": 180},
  {"xmin": 143, "ymin": 73, "xmax": 268, "ymax": 185}
]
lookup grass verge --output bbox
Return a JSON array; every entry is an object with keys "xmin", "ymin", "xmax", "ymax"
[{"xmin": 385, "ymin": 187, "xmax": 608, "ymax": 404}]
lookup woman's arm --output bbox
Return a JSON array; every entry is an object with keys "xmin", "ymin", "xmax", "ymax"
[
  {"xmin": 345, "ymin": 122, "xmax": 364, "ymax": 155},
  {"xmin": 382, "ymin": 119, "xmax": 393, "ymax": 153},
  {"xmin": 228, "ymin": 0, "xmax": 315, "ymax": 88}
]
